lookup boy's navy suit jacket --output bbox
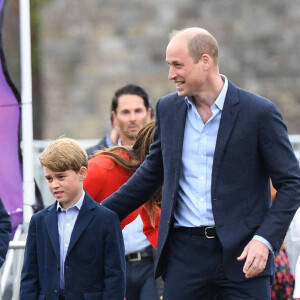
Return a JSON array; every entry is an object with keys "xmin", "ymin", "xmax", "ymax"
[
  {"xmin": 20, "ymin": 192, "xmax": 125, "ymax": 300},
  {"xmin": 103, "ymin": 80, "xmax": 300, "ymax": 282}
]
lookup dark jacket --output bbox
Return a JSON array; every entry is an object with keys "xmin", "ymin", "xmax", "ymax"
[
  {"xmin": 86, "ymin": 135, "xmax": 110, "ymax": 158},
  {"xmin": 103, "ymin": 80, "xmax": 300, "ymax": 281},
  {"xmin": 20, "ymin": 192, "xmax": 125, "ymax": 300}
]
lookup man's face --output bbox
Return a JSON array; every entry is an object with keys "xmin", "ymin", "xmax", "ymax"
[
  {"xmin": 113, "ymin": 94, "xmax": 151, "ymax": 145},
  {"xmin": 166, "ymin": 36, "xmax": 205, "ymax": 97}
]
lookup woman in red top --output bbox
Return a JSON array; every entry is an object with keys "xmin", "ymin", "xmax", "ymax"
[{"xmin": 83, "ymin": 121, "xmax": 160, "ymax": 248}]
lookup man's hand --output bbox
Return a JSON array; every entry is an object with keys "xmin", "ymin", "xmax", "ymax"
[{"xmin": 237, "ymin": 239, "xmax": 269, "ymax": 278}]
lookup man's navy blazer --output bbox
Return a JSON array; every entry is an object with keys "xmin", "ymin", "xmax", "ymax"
[
  {"xmin": 103, "ymin": 80, "xmax": 300, "ymax": 281},
  {"xmin": 20, "ymin": 192, "xmax": 125, "ymax": 300}
]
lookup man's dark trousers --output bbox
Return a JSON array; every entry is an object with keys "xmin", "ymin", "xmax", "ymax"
[
  {"xmin": 162, "ymin": 228, "xmax": 271, "ymax": 300},
  {"xmin": 126, "ymin": 250, "xmax": 159, "ymax": 300}
]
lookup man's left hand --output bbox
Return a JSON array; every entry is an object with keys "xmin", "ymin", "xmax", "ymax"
[{"xmin": 237, "ymin": 239, "xmax": 269, "ymax": 278}]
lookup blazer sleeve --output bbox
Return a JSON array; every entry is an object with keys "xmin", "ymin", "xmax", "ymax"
[
  {"xmin": 0, "ymin": 199, "xmax": 11, "ymax": 267},
  {"xmin": 102, "ymin": 211, "xmax": 126, "ymax": 300},
  {"xmin": 20, "ymin": 216, "xmax": 39, "ymax": 300},
  {"xmin": 120, "ymin": 208, "xmax": 141, "ymax": 230},
  {"xmin": 255, "ymin": 100, "xmax": 300, "ymax": 251}
]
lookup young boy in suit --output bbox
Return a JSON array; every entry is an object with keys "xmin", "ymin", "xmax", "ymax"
[{"xmin": 20, "ymin": 137, "xmax": 125, "ymax": 300}]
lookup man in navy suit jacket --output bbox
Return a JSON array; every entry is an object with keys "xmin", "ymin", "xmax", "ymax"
[{"xmin": 103, "ymin": 27, "xmax": 300, "ymax": 299}]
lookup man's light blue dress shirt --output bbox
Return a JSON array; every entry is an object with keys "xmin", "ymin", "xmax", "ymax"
[
  {"xmin": 173, "ymin": 75, "xmax": 272, "ymax": 250},
  {"xmin": 174, "ymin": 75, "xmax": 227, "ymax": 227}
]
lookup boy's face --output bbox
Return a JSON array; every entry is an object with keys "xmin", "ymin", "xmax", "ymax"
[{"xmin": 43, "ymin": 166, "xmax": 87, "ymax": 210}]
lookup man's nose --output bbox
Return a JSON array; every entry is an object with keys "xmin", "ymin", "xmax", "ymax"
[
  {"xmin": 168, "ymin": 66, "xmax": 176, "ymax": 80},
  {"xmin": 129, "ymin": 112, "xmax": 136, "ymax": 120}
]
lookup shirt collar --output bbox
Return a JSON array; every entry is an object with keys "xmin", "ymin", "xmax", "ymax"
[
  {"xmin": 105, "ymin": 133, "xmax": 114, "ymax": 147},
  {"xmin": 57, "ymin": 191, "xmax": 85, "ymax": 212},
  {"xmin": 184, "ymin": 74, "xmax": 228, "ymax": 111}
]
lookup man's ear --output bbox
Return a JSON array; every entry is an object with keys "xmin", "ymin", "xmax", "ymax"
[
  {"xmin": 112, "ymin": 111, "xmax": 119, "ymax": 130},
  {"xmin": 201, "ymin": 54, "xmax": 212, "ymax": 71},
  {"xmin": 147, "ymin": 108, "xmax": 152, "ymax": 121}
]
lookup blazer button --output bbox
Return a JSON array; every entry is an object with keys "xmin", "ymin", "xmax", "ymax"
[
  {"xmin": 54, "ymin": 290, "xmax": 58, "ymax": 295},
  {"xmin": 56, "ymin": 266, "xmax": 60, "ymax": 270},
  {"xmin": 65, "ymin": 265, "xmax": 69, "ymax": 269}
]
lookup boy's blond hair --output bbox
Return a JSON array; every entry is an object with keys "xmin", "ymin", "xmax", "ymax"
[{"xmin": 39, "ymin": 137, "xmax": 88, "ymax": 172}]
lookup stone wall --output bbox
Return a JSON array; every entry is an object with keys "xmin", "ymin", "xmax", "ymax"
[{"xmin": 39, "ymin": 0, "xmax": 300, "ymax": 139}]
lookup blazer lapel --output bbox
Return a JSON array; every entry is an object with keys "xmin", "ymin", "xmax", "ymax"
[
  {"xmin": 44, "ymin": 202, "xmax": 60, "ymax": 260},
  {"xmin": 211, "ymin": 81, "xmax": 240, "ymax": 195},
  {"xmin": 173, "ymin": 96, "xmax": 187, "ymax": 183},
  {"xmin": 67, "ymin": 194, "xmax": 95, "ymax": 256}
]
